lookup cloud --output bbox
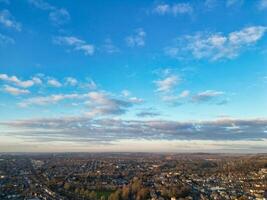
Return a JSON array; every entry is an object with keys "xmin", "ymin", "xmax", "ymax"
[
  {"xmin": 204, "ymin": 0, "xmax": 218, "ymax": 9},
  {"xmin": 226, "ymin": 0, "xmax": 243, "ymax": 7},
  {"xmin": 54, "ymin": 36, "xmax": 95, "ymax": 56},
  {"xmin": 192, "ymin": 90, "xmax": 224, "ymax": 103},
  {"xmin": 126, "ymin": 28, "xmax": 146, "ymax": 47},
  {"xmin": 84, "ymin": 79, "xmax": 97, "ymax": 90},
  {"xmin": 85, "ymin": 91, "xmax": 142, "ymax": 117},
  {"xmin": 121, "ymin": 90, "xmax": 131, "ymax": 97},
  {"xmin": 165, "ymin": 26, "xmax": 267, "ymax": 60},
  {"xmin": 47, "ymin": 78, "xmax": 62, "ymax": 87},
  {"xmin": 18, "ymin": 93, "xmax": 85, "ymax": 107},
  {"xmin": 155, "ymin": 75, "xmax": 180, "ymax": 93},
  {"xmin": 179, "ymin": 90, "xmax": 190, "ymax": 98},
  {"xmin": 0, "ymin": 33, "xmax": 14, "ymax": 45},
  {"xmin": 0, "ymin": 9, "xmax": 21, "ymax": 31},
  {"xmin": 258, "ymin": 0, "xmax": 267, "ymax": 10},
  {"xmin": 136, "ymin": 108, "xmax": 161, "ymax": 118},
  {"xmin": 162, "ymin": 90, "xmax": 190, "ymax": 102},
  {"xmin": 128, "ymin": 97, "xmax": 143, "ymax": 103},
  {"xmin": 0, "ymin": 73, "xmax": 40, "ymax": 88},
  {"xmin": 161, "ymin": 90, "xmax": 190, "ymax": 106},
  {"xmin": 1, "ymin": 117, "xmax": 267, "ymax": 143},
  {"xmin": 28, "ymin": 0, "xmax": 70, "ymax": 25},
  {"xmin": 102, "ymin": 39, "xmax": 119, "ymax": 54},
  {"xmin": 0, "ymin": 0, "xmax": 10, "ymax": 4},
  {"xmin": 3, "ymin": 85, "xmax": 30, "ymax": 95},
  {"xmin": 49, "ymin": 8, "xmax": 70, "ymax": 25},
  {"xmin": 28, "ymin": 0, "xmax": 54, "ymax": 10},
  {"xmin": 65, "ymin": 77, "xmax": 78, "ymax": 86},
  {"xmin": 153, "ymin": 3, "xmax": 193, "ymax": 15}
]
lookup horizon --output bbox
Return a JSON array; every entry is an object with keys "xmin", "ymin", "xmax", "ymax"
[{"xmin": 0, "ymin": 0, "xmax": 267, "ymax": 153}]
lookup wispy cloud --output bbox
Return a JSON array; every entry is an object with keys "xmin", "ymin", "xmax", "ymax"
[
  {"xmin": 192, "ymin": 90, "xmax": 224, "ymax": 103},
  {"xmin": 153, "ymin": 3, "xmax": 193, "ymax": 16},
  {"xmin": 165, "ymin": 26, "xmax": 267, "ymax": 61},
  {"xmin": 102, "ymin": 39, "xmax": 119, "ymax": 54},
  {"xmin": 47, "ymin": 77, "xmax": 62, "ymax": 87},
  {"xmin": 0, "ymin": 33, "xmax": 14, "ymax": 45},
  {"xmin": 18, "ymin": 93, "xmax": 85, "ymax": 107},
  {"xmin": 49, "ymin": 8, "xmax": 70, "ymax": 25},
  {"xmin": 0, "ymin": 9, "xmax": 21, "ymax": 31},
  {"xmin": 0, "ymin": 0, "xmax": 10, "ymax": 4},
  {"xmin": 162, "ymin": 90, "xmax": 190, "ymax": 103},
  {"xmin": 126, "ymin": 28, "xmax": 146, "ymax": 47},
  {"xmin": 28, "ymin": 0, "xmax": 54, "ymax": 10},
  {"xmin": 28, "ymin": 0, "xmax": 70, "ymax": 25},
  {"xmin": 65, "ymin": 77, "xmax": 78, "ymax": 86},
  {"xmin": 136, "ymin": 108, "xmax": 161, "ymax": 118},
  {"xmin": 54, "ymin": 36, "xmax": 95, "ymax": 56},
  {"xmin": 3, "ymin": 85, "xmax": 30, "ymax": 95},
  {"xmin": 0, "ymin": 73, "xmax": 40, "ymax": 88},
  {"xmin": 155, "ymin": 75, "xmax": 180, "ymax": 93},
  {"xmin": 226, "ymin": 0, "xmax": 243, "ymax": 7},
  {"xmin": 258, "ymin": 0, "xmax": 267, "ymax": 10}
]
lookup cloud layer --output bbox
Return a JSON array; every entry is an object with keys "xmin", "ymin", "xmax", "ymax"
[
  {"xmin": 1, "ymin": 117, "xmax": 267, "ymax": 144},
  {"xmin": 166, "ymin": 26, "xmax": 267, "ymax": 60}
]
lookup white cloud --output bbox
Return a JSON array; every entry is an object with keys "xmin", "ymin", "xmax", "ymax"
[
  {"xmin": 226, "ymin": 0, "xmax": 243, "ymax": 7},
  {"xmin": 121, "ymin": 90, "xmax": 131, "ymax": 97},
  {"xmin": 49, "ymin": 8, "xmax": 70, "ymax": 25},
  {"xmin": 166, "ymin": 26, "xmax": 267, "ymax": 60},
  {"xmin": 32, "ymin": 76, "xmax": 42, "ymax": 84},
  {"xmin": 102, "ymin": 39, "xmax": 119, "ymax": 54},
  {"xmin": 258, "ymin": 0, "xmax": 267, "ymax": 10},
  {"xmin": 155, "ymin": 75, "xmax": 180, "ymax": 93},
  {"xmin": 47, "ymin": 78, "xmax": 62, "ymax": 87},
  {"xmin": 28, "ymin": 0, "xmax": 70, "ymax": 25},
  {"xmin": 128, "ymin": 97, "xmax": 143, "ymax": 103},
  {"xmin": 85, "ymin": 91, "xmax": 142, "ymax": 117},
  {"xmin": 192, "ymin": 90, "xmax": 224, "ymax": 103},
  {"xmin": 0, "ymin": 74, "xmax": 39, "ymax": 88},
  {"xmin": 0, "ymin": 33, "xmax": 14, "ymax": 45},
  {"xmin": 153, "ymin": 3, "xmax": 193, "ymax": 16},
  {"xmin": 54, "ymin": 36, "xmax": 95, "ymax": 56},
  {"xmin": 204, "ymin": 0, "xmax": 217, "ymax": 9},
  {"xmin": 65, "ymin": 77, "xmax": 78, "ymax": 86},
  {"xmin": 3, "ymin": 85, "xmax": 30, "ymax": 95},
  {"xmin": 126, "ymin": 28, "xmax": 146, "ymax": 47},
  {"xmin": 28, "ymin": 0, "xmax": 54, "ymax": 10},
  {"xmin": 154, "ymin": 4, "xmax": 170, "ymax": 15},
  {"xmin": 18, "ymin": 93, "xmax": 84, "ymax": 107},
  {"xmin": 179, "ymin": 90, "xmax": 190, "ymax": 98},
  {"xmin": 0, "ymin": 9, "xmax": 21, "ymax": 31},
  {"xmin": 161, "ymin": 90, "xmax": 190, "ymax": 104}
]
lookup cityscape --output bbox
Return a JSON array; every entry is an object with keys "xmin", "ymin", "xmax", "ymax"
[
  {"xmin": 0, "ymin": 153, "xmax": 266, "ymax": 200},
  {"xmin": 1, "ymin": 0, "xmax": 267, "ymax": 199}
]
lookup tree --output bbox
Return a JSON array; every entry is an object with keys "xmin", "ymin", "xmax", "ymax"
[
  {"xmin": 100, "ymin": 195, "xmax": 106, "ymax": 200},
  {"xmin": 89, "ymin": 191, "xmax": 97, "ymax": 200},
  {"xmin": 108, "ymin": 189, "xmax": 122, "ymax": 200},
  {"xmin": 63, "ymin": 182, "xmax": 71, "ymax": 190},
  {"xmin": 136, "ymin": 188, "xmax": 149, "ymax": 200},
  {"xmin": 131, "ymin": 179, "xmax": 142, "ymax": 194},
  {"xmin": 121, "ymin": 186, "xmax": 130, "ymax": 200}
]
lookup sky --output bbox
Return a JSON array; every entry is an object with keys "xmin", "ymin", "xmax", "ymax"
[{"xmin": 0, "ymin": 0, "xmax": 267, "ymax": 153}]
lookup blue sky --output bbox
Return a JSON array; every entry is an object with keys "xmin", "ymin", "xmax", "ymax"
[{"xmin": 0, "ymin": 0, "xmax": 267, "ymax": 152}]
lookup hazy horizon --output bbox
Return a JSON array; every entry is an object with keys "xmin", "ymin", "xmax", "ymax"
[{"xmin": 0, "ymin": 0, "xmax": 267, "ymax": 153}]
